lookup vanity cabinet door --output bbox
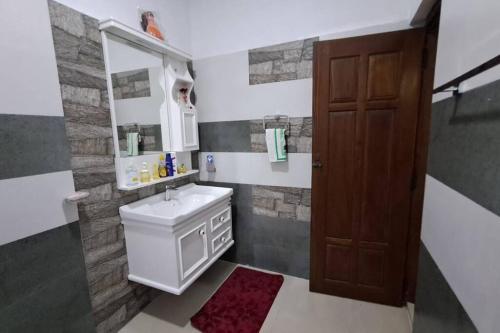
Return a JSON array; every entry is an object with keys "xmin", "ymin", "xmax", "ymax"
[
  {"xmin": 182, "ymin": 111, "xmax": 199, "ymax": 150},
  {"xmin": 178, "ymin": 222, "xmax": 208, "ymax": 280}
]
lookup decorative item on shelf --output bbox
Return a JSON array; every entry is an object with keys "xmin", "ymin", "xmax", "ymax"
[
  {"xmin": 178, "ymin": 88, "xmax": 189, "ymax": 109},
  {"xmin": 138, "ymin": 9, "xmax": 164, "ymax": 41}
]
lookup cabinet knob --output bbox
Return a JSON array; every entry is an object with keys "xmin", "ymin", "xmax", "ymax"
[
  {"xmin": 221, "ymin": 236, "xmax": 226, "ymax": 243},
  {"xmin": 199, "ymin": 229, "xmax": 205, "ymax": 236},
  {"xmin": 219, "ymin": 216, "xmax": 225, "ymax": 222}
]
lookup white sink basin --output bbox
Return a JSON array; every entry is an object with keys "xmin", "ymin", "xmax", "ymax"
[{"xmin": 119, "ymin": 183, "xmax": 233, "ymax": 226}]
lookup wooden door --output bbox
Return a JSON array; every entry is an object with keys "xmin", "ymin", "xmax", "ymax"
[{"xmin": 310, "ymin": 29, "xmax": 425, "ymax": 306}]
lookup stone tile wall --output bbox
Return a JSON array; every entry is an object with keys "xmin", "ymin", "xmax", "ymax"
[
  {"xmin": 249, "ymin": 37, "xmax": 318, "ymax": 85},
  {"xmin": 111, "ymin": 69, "xmax": 151, "ymax": 100},
  {"xmin": 48, "ymin": 1, "xmax": 197, "ymax": 331},
  {"xmin": 252, "ymin": 185, "xmax": 311, "ymax": 222},
  {"xmin": 250, "ymin": 117, "xmax": 312, "ymax": 153}
]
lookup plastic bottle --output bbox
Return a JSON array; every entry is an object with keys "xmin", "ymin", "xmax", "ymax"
[
  {"xmin": 126, "ymin": 164, "xmax": 139, "ymax": 186},
  {"xmin": 140, "ymin": 162, "xmax": 151, "ymax": 183}
]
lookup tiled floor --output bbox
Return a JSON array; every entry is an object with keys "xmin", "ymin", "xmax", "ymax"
[{"xmin": 120, "ymin": 261, "xmax": 412, "ymax": 333}]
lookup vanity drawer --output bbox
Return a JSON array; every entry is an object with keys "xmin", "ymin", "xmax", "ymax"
[
  {"xmin": 210, "ymin": 206, "xmax": 231, "ymax": 232},
  {"xmin": 211, "ymin": 227, "xmax": 232, "ymax": 254}
]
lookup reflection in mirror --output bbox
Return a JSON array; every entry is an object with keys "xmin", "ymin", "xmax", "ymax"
[
  {"xmin": 107, "ymin": 34, "xmax": 166, "ymax": 157},
  {"xmin": 112, "ymin": 69, "xmax": 151, "ymax": 100}
]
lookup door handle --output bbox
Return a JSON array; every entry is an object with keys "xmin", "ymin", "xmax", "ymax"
[{"xmin": 312, "ymin": 161, "xmax": 322, "ymax": 168}]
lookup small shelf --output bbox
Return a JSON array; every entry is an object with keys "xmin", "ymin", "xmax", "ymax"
[
  {"xmin": 99, "ymin": 19, "xmax": 192, "ymax": 61},
  {"xmin": 118, "ymin": 170, "xmax": 199, "ymax": 191}
]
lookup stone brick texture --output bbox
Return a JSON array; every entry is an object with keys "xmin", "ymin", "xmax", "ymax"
[
  {"xmin": 252, "ymin": 185, "xmax": 311, "ymax": 222},
  {"xmin": 250, "ymin": 117, "xmax": 312, "ymax": 153},
  {"xmin": 48, "ymin": 2, "xmax": 197, "ymax": 331},
  {"xmin": 111, "ymin": 69, "xmax": 151, "ymax": 100},
  {"xmin": 249, "ymin": 37, "xmax": 318, "ymax": 85}
]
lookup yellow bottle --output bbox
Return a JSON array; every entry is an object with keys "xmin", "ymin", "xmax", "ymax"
[
  {"xmin": 159, "ymin": 154, "xmax": 167, "ymax": 178},
  {"xmin": 178, "ymin": 163, "xmax": 187, "ymax": 174},
  {"xmin": 152, "ymin": 163, "xmax": 160, "ymax": 180},
  {"xmin": 140, "ymin": 162, "xmax": 151, "ymax": 183}
]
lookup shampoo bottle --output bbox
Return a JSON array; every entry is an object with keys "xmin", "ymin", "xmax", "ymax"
[{"xmin": 165, "ymin": 153, "xmax": 174, "ymax": 177}]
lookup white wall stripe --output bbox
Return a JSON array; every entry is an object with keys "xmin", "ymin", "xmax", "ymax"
[
  {"xmin": 0, "ymin": 170, "xmax": 79, "ymax": 246},
  {"xmin": 0, "ymin": 0, "xmax": 64, "ymax": 117},
  {"xmin": 199, "ymin": 152, "xmax": 312, "ymax": 188},
  {"xmin": 422, "ymin": 175, "xmax": 500, "ymax": 333},
  {"xmin": 194, "ymin": 51, "xmax": 313, "ymax": 123}
]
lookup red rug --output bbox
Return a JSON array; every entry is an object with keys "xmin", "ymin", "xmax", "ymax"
[{"xmin": 191, "ymin": 267, "xmax": 284, "ymax": 333}]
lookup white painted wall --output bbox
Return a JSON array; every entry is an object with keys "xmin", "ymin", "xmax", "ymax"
[
  {"xmin": 433, "ymin": 0, "xmax": 500, "ymax": 101},
  {"xmin": 422, "ymin": 177, "xmax": 500, "ymax": 333},
  {"xmin": 55, "ymin": 0, "xmax": 191, "ymax": 53},
  {"xmin": 189, "ymin": 0, "xmax": 412, "ymax": 59},
  {"xmin": 0, "ymin": 0, "xmax": 79, "ymax": 246},
  {"xmin": 0, "ymin": 0, "xmax": 64, "ymax": 117},
  {"xmin": 199, "ymin": 153, "xmax": 312, "ymax": 188},
  {"xmin": 194, "ymin": 51, "xmax": 313, "ymax": 123}
]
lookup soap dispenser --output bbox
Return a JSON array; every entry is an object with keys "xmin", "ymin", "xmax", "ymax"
[{"xmin": 140, "ymin": 162, "xmax": 151, "ymax": 183}]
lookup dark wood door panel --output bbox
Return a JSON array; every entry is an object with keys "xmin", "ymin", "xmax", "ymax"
[
  {"xmin": 360, "ymin": 109, "xmax": 395, "ymax": 243},
  {"xmin": 311, "ymin": 29, "xmax": 425, "ymax": 306},
  {"xmin": 367, "ymin": 52, "xmax": 402, "ymax": 100},
  {"xmin": 326, "ymin": 111, "xmax": 356, "ymax": 239},
  {"xmin": 329, "ymin": 56, "xmax": 360, "ymax": 103}
]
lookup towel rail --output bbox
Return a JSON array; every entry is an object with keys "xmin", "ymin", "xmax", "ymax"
[
  {"xmin": 433, "ymin": 54, "xmax": 500, "ymax": 96},
  {"xmin": 262, "ymin": 114, "xmax": 290, "ymax": 134}
]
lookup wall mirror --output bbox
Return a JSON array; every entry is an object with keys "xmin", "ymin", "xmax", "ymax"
[{"xmin": 106, "ymin": 34, "xmax": 170, "ymax": 157}]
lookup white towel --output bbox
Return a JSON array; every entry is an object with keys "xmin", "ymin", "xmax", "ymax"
[{"xmin": 266, "ymin": 128, "xmax": 287, "ymax": 162}]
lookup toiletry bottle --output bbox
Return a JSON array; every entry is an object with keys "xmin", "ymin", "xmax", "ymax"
[
  {"xmin": 140, "ymin": 162, "xmax": 151, "ymax": 183},
  {"xmin": 206, "ymin": 154, "xmax": 216, "ymax": 172},
  {"xmin": 166, "ymin": 153, "xmax": 173, "ymax": 177},
  {"xmin": 171, "ymin": 153, "xmax": 177, "ymax": 175},
  {"xmin": 126, "ymin": 164, "xmax": 139, "ymax": 186},
  {"xmin": 178, "ymin": 163, "xmax": 186, "ymax": 174},
  {"xmin": 159, "ymin": 154, "xmax": 167, "ymax": 178},
  {"xmin": 152, "ymin": 163, "xmax": 160, "ymax": 180}
]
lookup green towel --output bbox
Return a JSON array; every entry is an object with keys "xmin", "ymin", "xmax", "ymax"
[{"xmin": 266, "ymin": 128, "xmax": 287, "ymax": 162}]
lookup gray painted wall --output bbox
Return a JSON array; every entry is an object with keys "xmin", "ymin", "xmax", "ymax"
[
  {"xmin": 427, "ymin": 78, "xmax": 500, "ymax": 216},
  {"xmin": 0, "ymin": 222, "xmax": 95, "ymax": 332},
  {"xmin": 413, "ymin": 79, "xmax": 500, "ymax": 332}
]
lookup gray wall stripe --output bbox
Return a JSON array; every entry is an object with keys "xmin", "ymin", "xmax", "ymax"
[
  {"xmin": 198, "ymin": 117, "xmax": 312, "ymax": 153},
  {"xmin": 413, "ymin": 243, "xmax": 477, "ymax": 333},
  {"xmin": 427, "ymin": 78, "xmax": 500, "ymax": 217},
  {"xmin": 0, "ymin": 221, "xmax": 95, "ymax": 332},
  {"xmin": 199, "ymin": 120, "xmax": 251, "ymax": 152},
  {"xmin": 0, "ymin": 114, "xmax": 71, "ymax": 180}
]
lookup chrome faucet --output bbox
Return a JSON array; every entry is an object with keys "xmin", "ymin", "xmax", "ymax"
[{"xmin": 165, "ymin": 184, "xmax": 177, "ymax": 201}]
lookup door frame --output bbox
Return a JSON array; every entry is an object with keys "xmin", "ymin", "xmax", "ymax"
[{"xmin": 404, "ymin": 0, "xmax": 441, "ymax": 303}]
